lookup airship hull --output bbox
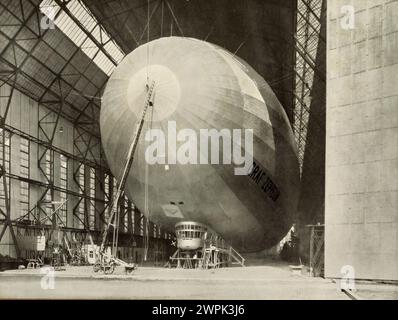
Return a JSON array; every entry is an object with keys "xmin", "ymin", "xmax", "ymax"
[{"xmin": 100, "ymin": 37, "xmax": 300, "ymax": 252}]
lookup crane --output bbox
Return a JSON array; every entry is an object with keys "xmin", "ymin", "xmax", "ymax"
[{"xmin": 93, "ymin": 81, "xmax": 155, "ymax": 274}]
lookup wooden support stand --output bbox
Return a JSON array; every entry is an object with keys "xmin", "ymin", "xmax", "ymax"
[{"xmin": 168, "ymin": 244, "xmax": 245, "ymax": 269}]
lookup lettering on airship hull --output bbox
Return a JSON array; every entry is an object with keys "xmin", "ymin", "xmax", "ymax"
[{"xmin": 248, "ymin": 162, "xmax": 280, "ymax": 202}]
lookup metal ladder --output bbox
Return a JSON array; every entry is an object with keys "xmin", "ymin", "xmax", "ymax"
[{"xmin": 94, "ymin": 81, "xmax": 156, "ymax": 274}]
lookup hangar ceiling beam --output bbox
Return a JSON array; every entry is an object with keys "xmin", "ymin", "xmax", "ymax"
[{"xmin": 0, "ymin": 0, "xmax": 105, "ymax": 137}]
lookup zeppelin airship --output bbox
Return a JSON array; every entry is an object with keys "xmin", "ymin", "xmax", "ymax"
[{"xmin": 100, "ymin": 37, "xmax": 300, "ymax": 253}]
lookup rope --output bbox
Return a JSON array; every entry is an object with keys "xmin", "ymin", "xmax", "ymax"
[
  {"xmin": 114, "ymin": 196, "xmax": 121, "ymax": 256},
  {"xmin": 143, "ymin": 91, "xmax": 154, "ymax": 261},
  {"xmin": 165, "ymin": 0, "xmax": 184, "ymax": 37},
  {"xmin": 111, "ymin": 201, "xmax": 117, "ymax": 255},
  {"xmin": 146, "ymin": 0, "xmax": 150, "ymax": 85},
  {"xmin": 233, "ymin": 40, "xmax": 246, "ymax": 57},
  {"xmin": 161, "ymin": 0, "xmax": 164, "ymax": 37},
  {"xmin": 143, "ymin": 157, "xmax": 149, "ymax": 260},
  {"xmin": 143, "ymin": 0, "xmax": 150, "ymax": 262}
]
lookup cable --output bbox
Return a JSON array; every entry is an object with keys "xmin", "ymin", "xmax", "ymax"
[
  {"xmin": 146, "ymin": 0, "xmax": 150, "ymax": 85},
  {"xmin": 143, "ymin": 91, "xmax": 155, "ymax": 261},
  {"xmin": 165, "ymin": 0, "xmax": 184, "ymax": 37},
  {"xmin": 160, "ymin": 0, "xmax": 164, "ymax": 37}
]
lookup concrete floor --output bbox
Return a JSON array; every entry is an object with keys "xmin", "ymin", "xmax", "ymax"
[
  {"xmin": 0, "ymin": 259, "xmax": 396, "ymax": 299},
  {"xmin": 0, "ymin": 261, "xmax": 352, "ymax": 300},
  {"xmin": 352, "ymin": 283, "xmax": 398, "ymax": 300}
]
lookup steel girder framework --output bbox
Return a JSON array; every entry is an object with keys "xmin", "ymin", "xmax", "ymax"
[
  {"xmin": 0, "ymin": 1, "xmax": 171, "ymax": 259},
  {"xmin": 52, "ymin": 0, "xmax": 121, "ymax": 68},
  {"xmin": 0, "ymin": 0, "xmax": 106, "ymax": 136},
  {"xmin": 309, "ymin": 224, "xmax": 324, "ymax": 277},
  {"xmin": 0, "ymin": 84, "xmax": 20, "ymax": 257},
  {"xmin": 0, "ymin": 0, "xmax": 109, "ymax": 247},
  {"xmin": 293, "ymin": 0, "xmax": 325, "ymax": 175}
]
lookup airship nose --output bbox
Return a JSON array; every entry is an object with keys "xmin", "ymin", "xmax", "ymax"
[{"xmin": 126, "ymin": 64, "xmax": 181, "ymax": 122}]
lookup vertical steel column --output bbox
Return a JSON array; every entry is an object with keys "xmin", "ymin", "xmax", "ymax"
[
  {"xmin": 293, "ymin": 0, "xmax": 325, "ymax": 175},
  {"xmin": 0, "ymin": 84, "xmax": 20, "ymax": 257}
]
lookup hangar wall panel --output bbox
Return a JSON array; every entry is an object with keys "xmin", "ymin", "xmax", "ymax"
[
  {"xmin": 325, "ymin": 0, "xmax": 398, "ymax": 280},
  {"xmin": 0, "ymin": 84, "xmax": 101, "ymax": 256}
]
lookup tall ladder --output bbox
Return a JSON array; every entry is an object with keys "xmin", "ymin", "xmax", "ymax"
[{"xmin": 96, "ymin": 81, "xmax": 155, "ymax": 272}]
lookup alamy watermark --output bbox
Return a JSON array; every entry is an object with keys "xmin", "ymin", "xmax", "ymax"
[
  {"xmin": 340, "ymin": 265, "xmax": 356, "ymax": 291},
  {"xmin": 340, "ymin": 5, "xmax": 355, "ymax": 30},
  {"xmin": 40, "ymin": 266, "xmax": 55, "ymax": 290},
  {"xmin": 144, "ymin": 121, "xmax": 253, "ymax": 176},
  {"xmin": 40, "ymin": 6, "xmax": 55, "ymax": 30}
]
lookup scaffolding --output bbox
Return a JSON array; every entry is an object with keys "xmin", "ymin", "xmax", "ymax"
[
  {"xmin": 293, "ymin": 0, "xmax": 325, "ymax": 175},
  {"xmin": 168, "ymin": 233, "xmax": 245, "ymax": 269},
  {"xmin": 308, "ymin": 224, "xmax": 324, "ymax": 277}
]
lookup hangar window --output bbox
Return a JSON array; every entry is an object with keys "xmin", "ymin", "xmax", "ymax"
[
  {"xmin": 0, "ymin": 130, "xmax": 10, "ymax": 214},
  {"xmin": 44, "ymin": 150, "xmax": 53, "ymax": 220},
  {"xmin": 89, "ymin": 167, "xmax": 95, "ymax": 230},
  {"xmin": 104, "ymin": 174, "xmax": 110, "ymax": 221},
  {"xmin": 40, "ymin": 0, "xmax": 125, "ymax": 75},
  {"xmin": 59, "ymin": 154, "xmax": 68, "ymax": 226},
  {"xmin": 20, "ymin": 138, "xmax": 30, "ymax": 218},
  {"xmin": 140, "ymin": 213, "xmax": 144, "ymax": 236},
  {"xmin": 122, "ymin": 195, "xmax": 129, "ymax": 233},
  {"xmin": 77, "ymin": 164, "xmax": 85, "ymax": 229},
  {"xmin": 153, "ymin": 224, "xmax": 157, "ymax": 238}
]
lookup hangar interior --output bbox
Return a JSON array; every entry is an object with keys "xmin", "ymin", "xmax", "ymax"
[{"xmin": 0, "ymin": 0, "xmax": 397, "ymax": 297}]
